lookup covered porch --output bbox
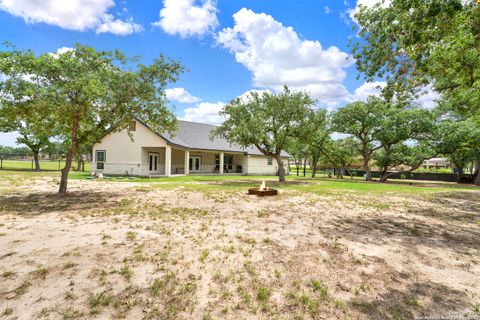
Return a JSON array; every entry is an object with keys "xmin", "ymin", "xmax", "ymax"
[{"xmin": 141, "ymin": 146, "xmax": 247, "ymax": 177}]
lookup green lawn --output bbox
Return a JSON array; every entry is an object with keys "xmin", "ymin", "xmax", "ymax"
[
  {"xmin": 1, "ymin": 169, "xmax": 477, "ymax": 195},
  {"xmin": 79, "ymin": 172, "xmax": 478, "ymax": 195},
  {"xmin": 0, "ymin": 160, "xmax": 90, "ymax": 171}
]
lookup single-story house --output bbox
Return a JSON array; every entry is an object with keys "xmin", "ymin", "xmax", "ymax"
[{"xmin": 91, "ymin": 118, "xmax": 289, "ymax": 177}]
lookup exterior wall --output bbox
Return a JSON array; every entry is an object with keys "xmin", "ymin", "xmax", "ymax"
[
  {"xmin": 245, "ymin": 155, "xmax": 290, "ymax": 175},
  {"xmin": 142, "ymin": 147, "xmax": 166, "ymax": 175},
  {"xmin": 171, "ymin": 148, "xmax": 187, "ymax": 174},
  {"xmin": 190, "ymin": 151, "xmax": 217, "ymax": 173},
  {"xmin": 91, "ymin": 120, "xmax": 167, "ymax": 175}
]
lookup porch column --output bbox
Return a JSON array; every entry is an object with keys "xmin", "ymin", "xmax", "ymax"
[
  {"xmin": 219, "ymin": 152, "xmax": 224, "ymax": 174},
  {"xmin": 184, "ymin": 150, "xmax": 190, "ymax": 175},
  {"xmin": 165, "ymin": 145, "xmax": 171, "ymax": 176}
]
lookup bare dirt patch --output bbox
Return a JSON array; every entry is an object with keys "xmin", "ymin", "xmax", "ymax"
[{"xmin": 0, "ymin": 177, "xmax": 479, "ymax": 319}]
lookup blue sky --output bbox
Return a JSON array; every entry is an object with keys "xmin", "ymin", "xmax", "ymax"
[{"xmin": 0, "ymin": 0, "xmax": 392, "ymax": 146}]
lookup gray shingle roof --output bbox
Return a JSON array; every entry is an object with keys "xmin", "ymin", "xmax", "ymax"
[{"xmin": 159, "ymin": 120, "xmax": 288, "ymax": 157}]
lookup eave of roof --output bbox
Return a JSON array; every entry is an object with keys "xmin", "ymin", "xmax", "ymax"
[{"xmin": 134, "ymin": 117, "xmax": 289, "ymax": 157}]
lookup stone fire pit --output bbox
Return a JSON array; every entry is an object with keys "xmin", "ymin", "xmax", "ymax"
[{"xmin": 248, "ymin": 180, "xmax": 278, "ymax": 196}]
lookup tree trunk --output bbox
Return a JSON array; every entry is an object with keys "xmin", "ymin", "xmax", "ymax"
[
  {"xmin": 474, "ymin": 165, "xmax": 480, "ymax": 186},
  {"xmin": 76, "ymin": 156, "xmax": 82, "ymax": 172},
  {"xmin": 363, "ymin": 154, "xmax": 372, "ymax": 181},
  {"xmin": 311, "ymin": 157, "xmax": 318, "ymax": 178},
  {"xmin": 59, "ymin": 150, "xmax": 75, "ymax": 195},
  {"xmin": 276, "ymin": 156, "xmax": 286, "ymax": 182},
  {"xmin": 58, "ymin": 114, "xmax": 79, "ymax": 196},
  {"xmin": 33, "ymin": 150, "xmax": 41, "ymax": 171},
  {"xmin": 303, "ymin": 157, "xmax": 307, "ymax": 177},
  {"xmin": 380, "ymin": 157, "xmax": 433, "ymax": 183},
  {"xmin": 379, "ymin": 166, "xmax": 388, "ymax": 183},
  {"xmin": 456, "ymin": 168, "xmax": 464, "ymax": 183},
  {"xmin": 345, "ymin": 168, "xmax": 354, "ymax": 179}
]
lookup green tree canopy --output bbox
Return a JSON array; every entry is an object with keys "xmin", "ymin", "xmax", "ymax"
[
  {"xmin": 0, "ymin": 51, "xmax": 58, "ymax": 170},
  {"xmin": 352, "ymin": 0, "xmax": 479, "ymax": 117},
  {"xmin": 320, "ymin": 137, "xmax": 358, "ymax": 179},
  {"xmin": 331, "ymin": 96, "xmax": 386, "ymax": 180}
]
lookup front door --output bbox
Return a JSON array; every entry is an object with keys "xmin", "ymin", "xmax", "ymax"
[
  {"xmin": 149, "ymin": 153, "xmax": 159, "ymax": 172},
  {"xmin": 189, "ymin": 156, "xmax": 201, "ymax": 172}
]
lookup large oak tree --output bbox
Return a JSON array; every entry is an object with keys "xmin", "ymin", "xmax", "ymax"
[
  {"xmin": 0, "ymin": 44, "xmax": 183, "ymax": 195},
  {"xmin": 352, "ymin": 0, "xmax": 480, "ymax": 184},
  {"xmin": 212, "ymin": 87, "xmax": 315, "ymax": 182}
]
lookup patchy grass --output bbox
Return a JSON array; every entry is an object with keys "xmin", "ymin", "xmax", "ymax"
[{"xmin": 0, "ymin": 171, "xmax": 479, "ymax": 319}]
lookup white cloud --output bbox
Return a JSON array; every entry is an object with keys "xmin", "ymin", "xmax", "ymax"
[
  {"xmin": 56, "ymin": 47, "xmax": 74, "ymax": 55},
  {"xmin": 415, "ymin": 85, "xmax": 440, "ymax": 109},
  {"xmin": 352, "ymin": 81, "xmax": 440, "ymax": 109},
  {"xmin": 153, "ymin": 0, "xmax": 218, "ymax": 38},
  {"xmin": 166, "ymin": 87, "xmax": 201, "ymax": 103},
  {"xmin": 237, "ymin": 89, "xmax": 271, "ymax": 103},
  {"xmin": 216, "ymin": 8, "xmax": 354, "ymax": 106},
  {"xmin": 96, "ymin": 15, "xmax": 144, "ymax": 36},
  {"xmin": 349, "ymin": 0, "xmax": 391, "ymax": 22},
  {"xmin": 352, "ymin": 81, "xmax": 386, "ymax": 101},
  {"xmin": 0, "ymin": 0, "xmax": 143, "ymax": 35},
  {"xmin": 181, "ymin": 102, "xmax": 226, "ymax": 125},
  {"xmin": 324, "ymin": 6, "xmax": 331, "ymax": 14},
  {"xmin": 179, "ymin": 89, "xmax": 273, "ymax": 124},
  {"xmin": 0, "ymin": 132, "xmax": 21, "ymax": 147}
]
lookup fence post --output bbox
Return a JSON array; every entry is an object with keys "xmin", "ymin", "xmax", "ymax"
[
  {"xmin": 58, "ymin": 160, "xmax": 61, "ymax": 171},
  {"xmin": 31, "ymin": 158, "xmax": 34, "ymax": 171},
  {"xmin": 0, "ymin": 157, "xmax": 2, "ymax": 170}
]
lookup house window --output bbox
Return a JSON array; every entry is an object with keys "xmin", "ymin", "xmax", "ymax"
[
  {"xmin": 129, "ymin": 121, "xmax": 136, "ymax": 131},
  {"xmin": 224, "ymin": 155, "xmax": 234, "ymax": 166},
  {"xmin": 96, "ymin": 150, "xmax": 106, "ymax": 170},
  {"xmin": 215, "ymin": 154, "xmax": 234, "ymax": 170},
  {"xmin": 267, "ymin": 158, "xmax": 273, "ymax": 166}
]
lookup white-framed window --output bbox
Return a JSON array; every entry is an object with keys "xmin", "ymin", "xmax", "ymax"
[
  {"xmin": 267, "ymin": 158, "xmax": 273, "ymax": 166},
  {"xmin": 96, "ymin": 150, "xmax": 106, "ymax": 170}
]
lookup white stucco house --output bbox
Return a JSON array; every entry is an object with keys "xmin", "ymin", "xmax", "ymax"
[{"xmin": 91, "ymin": 118, "xmax": 290, "ymax": 177}]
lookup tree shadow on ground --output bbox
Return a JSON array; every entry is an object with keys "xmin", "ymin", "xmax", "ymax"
[
  {"xmin": 328, "ymin": 190, "xmax": 480, "ymax": 254},
  {"xmin": 427, "ymin": 191, "xmax": 480, "ymax": 222},
  {"xmin": 349, "ymin": 280, "xmax": 474, "ymax": 320},
  {"xmin": 0, "ymin": 190, "xmax": 122, "ymax": 216},
  {"xmin": 330, "ymin": 213, "xmax": 480, "ymax": 254}
]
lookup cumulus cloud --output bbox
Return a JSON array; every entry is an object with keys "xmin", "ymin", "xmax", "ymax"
[
  {"xmin": 181, "ymin": 102, "xmax": 226, "ymax": 125},
  {"xmin": 415, "ymin": 85, "xmax": 440, "ymax": 110},
  {"xmin": 352, "ymin": 81, "xmax": 386, "ymax": 101},
  {"xmin": 165, "ymin": 87, "xmax": 201, "ymax": 104},
  {"xmin": 324, "ymin": 6, "xmax": 331, "ymax": 14},
  {"xmin": 179, "ymin": 89, "xmax": 273, "ymax": 124},
  {"xmin": 0, "ymin": 132, "xmax": 21, "ymax": 147},
  {"xmin": 153, "ymin": 0, "xmax": 218, "ymax": 38},
  {"xmin": 0, "ymin": 0, "xmax": 143, "ymax": 35},
  {"xmin": 349, "ymin": 0, "xmax": 391, "ymax": 22},
  {"xmin": 216, "ymin": 8, "xmax": 354, "ymax": 106},
  {"xmin": 96, "ymin": 15, "xmax": 144, "ymax": 36},
  {"xmin": 352, "ymin": 81, "xmax": 440, "ymax": 109}
]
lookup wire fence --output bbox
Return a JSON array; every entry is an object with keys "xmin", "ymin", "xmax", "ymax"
[{"xmin": 0, "ymin": 159, "xmax": 90, "ymax": 171}]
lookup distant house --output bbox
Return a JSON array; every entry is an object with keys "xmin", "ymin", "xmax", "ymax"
[
  {"xmin": 91, "ymin": 119, "xmax": 289, "ymax": 177},
  {"xmin": 423, "ymin": 158, "xmax": 450, "ymax": 170}
]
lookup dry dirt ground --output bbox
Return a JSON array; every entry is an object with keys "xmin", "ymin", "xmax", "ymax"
[{"xmin": 0, "ymin": 176, "xmax": 479, "ymax": 320}]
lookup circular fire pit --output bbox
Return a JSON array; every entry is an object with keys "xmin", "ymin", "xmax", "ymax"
[{"xmin": 248, "ymin": 187, "xmax": 278, "ymax": 196}]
